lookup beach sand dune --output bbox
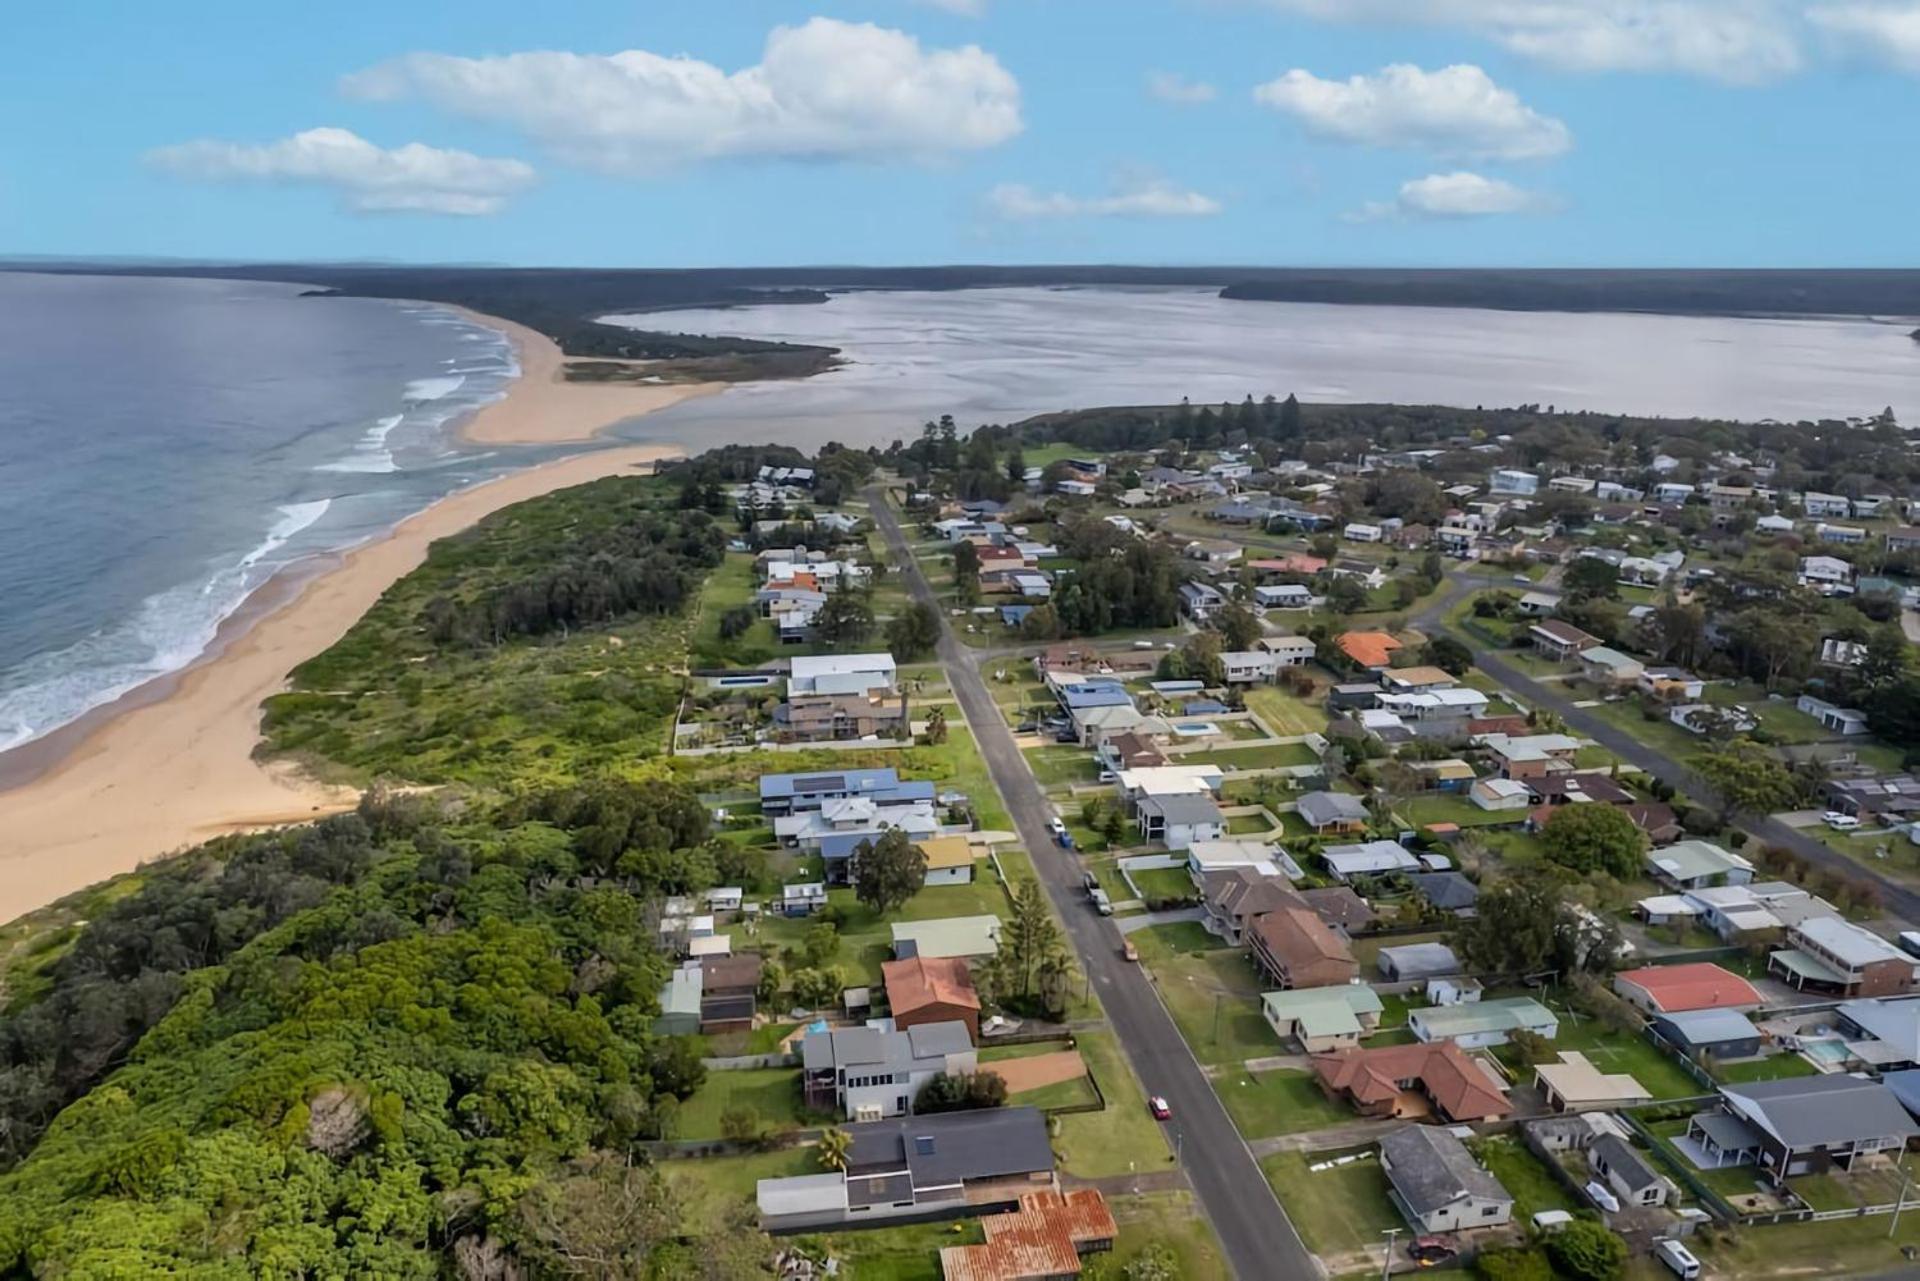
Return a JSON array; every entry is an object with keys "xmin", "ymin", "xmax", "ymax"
[
  {"xmin": 0, "ymin": 336, "xmax": 698, "ymax": 921},
  {"xmin": 452, "ymin": 307, "xmax": 721, "ymax": 446}
]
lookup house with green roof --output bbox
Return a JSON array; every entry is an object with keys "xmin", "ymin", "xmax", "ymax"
[{"xmin": 1261, "ymin": 985, "xmax": 1385, "ymax": 1052}]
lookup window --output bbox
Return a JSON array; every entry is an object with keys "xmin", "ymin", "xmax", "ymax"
[{"xmin": 1482, "ymin": 1206, "xmax": 1501, "ymax": 1217}]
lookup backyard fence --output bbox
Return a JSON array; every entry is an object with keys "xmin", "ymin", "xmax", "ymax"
[{"xmin": 703, "ymin": 1052, "xmax": 799, "ymax": 1071}]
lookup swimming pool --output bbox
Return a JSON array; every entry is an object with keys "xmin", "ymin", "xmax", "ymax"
[{"xmin": 1173, "ymin": 721, "xmax": 1220, "ymax": 737}]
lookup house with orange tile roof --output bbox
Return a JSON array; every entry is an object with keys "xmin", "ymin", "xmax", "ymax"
[
  {"xmin": 1311, "ymin": 1041, "xmax": 1512, "ymax": 1123},
  {"xmin": 1612, "ymin": 962, "xmax": 1763, "ymax": 1015},
  {"xmin": 1248, "ymin": 897, "xmax": 1359, "ymax": 990},
  {"xmin": 939, "ymin": 1189, "xmax": 1118, "ymax": 1281},
  {"xmin": 883, "ymin": 954, "xmax": 982, "ymax": 1039},
  {"xmin": 1337, "ymin": 630, "xmax": 1403, "ymax": 671}
]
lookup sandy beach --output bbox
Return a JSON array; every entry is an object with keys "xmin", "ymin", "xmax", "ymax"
[
  {"xmin": 450, "ymin": 306, "xmax": 722, "ymax": 445},
  {"xmin": 0, "ymin": 302, "xmax": 710, "ymax": 923}
]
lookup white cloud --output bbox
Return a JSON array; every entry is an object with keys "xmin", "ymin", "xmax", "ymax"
[
  {"xmin": 145, "ymin": 127, "xmax": 534, "ymax": 215},
  {"xmin": 1252, "ymin": 2, "xmax": 1805, "ymax": 84},
  {"xmin": 1147, "ymin": 70, "xmax": 1219, "ymax": 103},
  {"xmin": 342, "ymin": 18, "xmax": 1022, "ymax": 173},
  {"xmin": 1254, "ymin": 63, "xmax": 1571, "ymax": 160},
  {"xmin": 987, "ymin": 178, "xmax": 1223, "ymax": 219},
  {"xmin": 1810, "ymin": 4, "xmax": 1920, "ymax": 73},
  {"xmin": 1348, "ymin": 170, "xmax": 1552, "ymax": 220}
]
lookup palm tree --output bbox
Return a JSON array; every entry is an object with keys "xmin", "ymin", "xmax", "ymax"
[
  {"xmin": 816, "ymin": 1127, "xmax": 853, "ymax": 1173},
  {"xmin": 924, "ymin": 707, "xmax": 949, "ymax": 745}
]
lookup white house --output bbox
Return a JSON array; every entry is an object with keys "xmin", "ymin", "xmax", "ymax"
[
  {"xmin": 1799, "ymin": 491, "xmax": 1853, "ymax": 518},
  {"xmin": 1380, "ymin": 1127, "xmax": 1514, "ymax": 1235},
  {"xmin": 1490, "ymin": 469, "xmax": 1540, "ymax": 496},
  {"xmin": 1653, "ymin": 482, "xmax": 1696, "ymax": 504},
  {"xmin": 1798, "ymin": 695, "xmax": 1869, "ymax": 736},
  {"xmin": 1255, "ymin": 583, "xmax": 1313, "ymax": 610},
  {"xmin": 800, "ymin": 1021, "xmax": 977, "ymax": 1121},
  {"xmin": 1222, "ymin": 651, "xmax": 1279, "ymax": 684},
  {"xmin": 1799, "ymin": 556, "xmax": 1853, "ymax": 591},
  {"xmin": 1344, "ymin": 522, "xmax": 1384, "ymax": 543},
  {"xmin": 790, "ymin": 653, "xmax": 898, "ymax": 697},
  {"xmin": 1263, "ymin": 635, "xmax": 1318, "ymax": 667}
]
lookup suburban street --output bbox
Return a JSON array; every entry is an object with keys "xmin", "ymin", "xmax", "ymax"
[
  {"xmin": 1416, "ymin": 573, "xmax": 1920, "ymax": 923},
  {"xmin": 866, "ymin": 487, "xmax": 1321, "ymax": 1281}
]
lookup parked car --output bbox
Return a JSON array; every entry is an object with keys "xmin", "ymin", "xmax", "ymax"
[
  {"xmin": 1512, "ymin": 574, "xmax": 1530, "ymax": 585},
  {"xmin": 1098, "ymin": 770, "xmax": 1117, "ymax": 782},
  {"xmin": 1585, "ymin": 1181, "xmax": 1621, "ymax": 1213},
  {"xmin": 1049, "ymin": 817, "xmax": 1068, "ymax": 839},
  {"xmin": 1655, "ymin": 1240, "xmax": 1701, "ymax": 1279},
  {"xmin": 1122, "ymin": 939, "xmax": 1139, "ymax": 962},
  {"xmin": 1148, "ymin": 1095, "xmax": 1171, "ymax": 1120},
  {"xmin": 1825, "ymin": 811, "xmax": 1861, "ymax": 830},
  {"xmin": 1089, "ymin": 887, "xmax": 1111, "ymax": 915},
  {"xmin": 1082, "ymin": 870, "xmax": 1099, "ymax": 891},
  {"xmin": 1409, "ymin": 1238, "xmax": 1458, "ymax": 1267}
]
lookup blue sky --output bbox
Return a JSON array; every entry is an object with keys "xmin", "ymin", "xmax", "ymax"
[{"xmin": 4, "ymin": 0, "xmax": 1919, "ymax": 267}]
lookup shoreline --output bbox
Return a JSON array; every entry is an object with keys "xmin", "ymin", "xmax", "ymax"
[
  {"xmin": 447, "ymin": 305, "xmax": 723, "ymax": 445},
  {"xmin": 0, "ymin": 299, "xmax": 714, "ymax": 924},
  {"xmin": 0, "ymin": 443, "xmax": 685, "ymax": 924}
]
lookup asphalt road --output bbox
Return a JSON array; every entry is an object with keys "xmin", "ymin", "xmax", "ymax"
[
  {"xmin": 867, "ymin": 489, "xmax": 1322, "ymax": 1281},
  {"xmin": 1416, "ymin": 574, "xmax": 1920, "ymax": 924}
]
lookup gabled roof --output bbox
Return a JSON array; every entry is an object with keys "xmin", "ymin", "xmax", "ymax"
[
  {"xmin": 1337, "ymin": 631, "xmax": 1403, "ymax": 669},
  {"xmin": 845, "ymin": 1106, "xmax": 1055, "ymax": 1184},
  {"xmin": 1590, "ymin": 1134, "xmax": 1664, "ymax": 1194},
  {"xmin": 1408, "ymin": 872, "xmax": 1480, "ymax": 911},
  {"xmin": 940, "ymin": 1190, "xmax": 1118, "ymax": 1281},
  {"xmin": 1297, "ymin": 790, "xmax": 1371, "ymax": 827},
  {"xmin": 917, "ymin": 834, "xmax": 976, "ymax": 871},
  {"xmin": 1724, "ymin": 1076, "xmax": 1920, "ymax": 1151},
  {"xmin": 1652, "ymin": 1008, "xmax": 1761, "ymax": 1046},
  {"xmin": 1616, "ymin": 962, "xmax": 1761, "ymax": 1012},
  {"xmin": 1249, "ymin": 900, "xmax": 1356, "ymax": 977},
  {"xmin": 1381, "ymin": 1125, "xmax": 1510, "ymax": 1216}
]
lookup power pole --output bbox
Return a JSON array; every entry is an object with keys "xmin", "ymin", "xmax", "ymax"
[
  {"xmin": 1892, "ymin": 1160, "xmax": 1912, "ymax": 1239},
  {"xmin": 1380, "ymin": 1227, "xmax": 1401, "ymax": 1280}
]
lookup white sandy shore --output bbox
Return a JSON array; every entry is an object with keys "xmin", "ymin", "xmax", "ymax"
[
  {"xmin": 0, "ymin": 303, "xmax": 711, "ymax": 924},
  {"xmin": 450, "ymin": 306, "xmax": 721, "ymax": 445}
]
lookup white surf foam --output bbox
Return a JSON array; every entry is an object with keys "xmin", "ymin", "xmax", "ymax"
[{"xmin": 403, "ymin": 375, "xmax": 466, "ymax": 401}]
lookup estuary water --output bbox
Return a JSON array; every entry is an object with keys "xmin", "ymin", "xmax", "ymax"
[{"xmin": 606, "ymin": 286, "xmax": 1920, "ymax": 452}]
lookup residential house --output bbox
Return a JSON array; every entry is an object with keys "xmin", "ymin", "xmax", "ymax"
[
  {"xmin": 654, "ymin": 964, "xmax": 703, "ymax": 1036},
  {"xmin": 756, "ymin": 1107, "xmax": 1057, "ymax": 1231},
  {"xmin": 1516, "ymin": 590, "xmax": 1562, "ymax": 617},
  {"xmin": 1178, "ymin": 581, "xmax": 1226, "ymax": 621},
  {"xmin": 1311, "ymin": 1041, "xmax": 1512, "ymax": 1122},
  {"xmin": 1262, "ymin": 985, "xmax": 1386, "ymax": 1053},
  {"xmin": 1221, "ymin": 650, "xmax": 1280, "ymax": 684},
  {"xmin": 1588, "ymin": 1134, "xmax": 1673, "ymax": 1209},
  {"xmin": 1885, "ymin": 527, "xmax": 1920, "ymax": 554},
  {"xmin": 1479, "ymin": 733, "xmax": 1582, "ymax": 780},
  {"xmin": 1800, "ymin": 492, "xmax": 1853, "ymax": 518},
  {"xmin": 1816, "ymin": 523, "xmax": 1867, "ymax": 545},
  {"xmin": 1770, "ymin": 917, "xmax": 1919, "ymax": 998},
  {"xmin": 1490, "ymin": 469, "xmax": 1540, "ymax": 496},
  {"xmin": 1300, "ymin": 885, "xmax": 1378, "ymax": 936},
  {"xmin": 891, "ymin": 917, "xmax": 1003, "ymax": 963},
  {"xmin": 801, "ymin": 1020, "xmax": 978, "ymax": 1120},
  {"xmin": 1413, "ymin": 759, "xmax": 1477, "ymax": 794},
  {"xmin": 1550, "ymin": 475, "xmax": 1598, "ymax": 496},
  {"xmin": 1833, "ymin": 997, "xmax": 1920, "ymax": 1071},
  {"xmin": 1687, "ymin": 882, "xmax": 1836, "ymax": 943},
  {"xmin": 1377, "ymin": 942, "xmax": 1463, "ymax": 982},
  {"xmin": 1638, "ymin": 668, "xmax": 1705, "ymax": 701},
  {"xmin": 1263, "ymin": 635, "xmax": 1319, "ymax": 666},
  {"xmin": 1136, "ymin": 792, "xmax": 1228, "ymax": 850},
  {"xmin": 1470, "ymin": 777, "xmax": 1533, "ymax": 811},
  {"xmin": 917, "ymin": 835, "xmax": 976, "ymax": 886},
  {"xmin": 1323, "ymin": 839, "xmax": 1422, "ymax": 882},
  {"xmin": 786, "ymin": 689, "xmax": 911, "ymax": 742},
  {"xmin": 1255, "ymin": 583, "xmax": 1314, "ymax": 609},
  {"xmin": 1797, "ymin": 694, "xmax": 1870, "ymax": 736},
  {"xmin": 1755, "ymin": 514, "xmax": 1797, "ymax": 534},
  {"xmin": 1580, "ymin": 646, "xmax": 1646, "ymax": 686},
  {"xmin": 1653, "ymin": 482, "xmax": 1696, "ymax": 504},
  {"xmin": 1822, "ymin": 637, "xmax": 1870, "ymax": 668},
  {"xmin": 1296, "ymin": 790, "xmax": 1371, "ymax": 834},
  {"xmin": 1799, "ymin": 555, "xmax": 1853, "ymax": 592},
  {"xmin": 1685, "ymin": 1076, "xmax": 1919, "ymax": 1185},
  {"xmin": 1185, "ymin": 538, "xmax": 1243, "ymax": 567},
  {"xmin": 1408, "ymin": 871, "xmax": 1480, "ymax": 916},
  {"xmin": 1533, "ymin": 1053, "xmax": 1653, "ymax": 1113},
  {"xmin": 1825, "ymin": 773, "xmax": 1920, "ymax": 822},
  {"xmin": 1380, "ymin": 665, "xmax": 1458, "ymax": 694},
  {"xmin": 1345, "ymin": 522, "xmax": 1384, "ymax": 543},
  {"xmin": 790, "ymin": 653, "xmax": 899, "ymax": 697},
  {"xmin": 938, "ymin": 1189, "xmax": 1118, "ymax": 1281},
  {"xmin": 1200, "ymin": 868, "xmax": 1299, "ymax": 946},
  {"xmin": 1336, "ymin": 631, "xmax": 1403, "ymax": 671},
  {"xmin": 1646, "ymin": 840, "xmax": 1754, "ymax": 891},
  {"xmin": 1380, "ymin": 1126, "xmax": 1514, "ymax": 1235},
  {"xmin": 1248, "ymin": 899, "xmax": 1360, "ymax": 989},
  {"xmin": 1612, "ymin": 962, "xmax": 1763, "ymax": 1015},
  {"xmin": 1530, "ymin": 620, "xmax": 1599, "ymax": 662},
  {"xmin": 782, "ymin": 882, "xmax": 829, "ymax": 916},
  {"xmin": 1408, "ymin": 997, "xmax": 1558, "ymax": 1049},
  {"xmin": 760, "ymin": 767, "xmax": 934, "ymax": 818},
  {"xmin": 883, "ymin": 955, "xmax": 982, "ymax": 1039},
  {"xmin": 698, "ymin": 954, "xmax": 763, "ymax": 1034},
  {"xmin": 1650, "ymin": 1009, "xmax": 1764, "ymax": 1061},
  {"xmin": 1328, "ymin": 559, "xmax": 1389, "ymax": 590}
]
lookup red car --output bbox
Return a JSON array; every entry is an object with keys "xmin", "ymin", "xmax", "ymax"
[{"xmin": 1148, "ymin": 1095, "xmax": 1172, "ymax": 1121}]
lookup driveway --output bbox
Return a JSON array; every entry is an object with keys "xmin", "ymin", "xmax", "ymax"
[
  {"xmin": 867, "ymin": 487, "xmax": 1319, "ymax": 1281},
  {"xmin": 1116, "ymin": 908, "xmax": 1206, "ymax": 935}
]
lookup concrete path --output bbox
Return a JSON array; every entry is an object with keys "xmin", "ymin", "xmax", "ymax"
[
  {"xmin": 1116, "ymin": 908, "xmax": 1205, "ymax": 935},
  {"xmin": 1247, "ymin": 1118, "xmax": 1404, "ymax": 1157}
]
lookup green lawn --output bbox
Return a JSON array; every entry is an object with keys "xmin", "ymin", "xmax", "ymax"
[
  {"xmin": 1182, "ymin": 742, "xmax": 1321, "ymax": 770},
  {"xmin": 1127, "ymin": 865, "xmax": 1198, "ymax": 903},
  {"xmin": 1226, "ymin": 812, "xmax": 1277, "ymax": 836},
  {"xmin": 1680, "ymin": 1206, "xmax": 1920, "ymax": 1281},
  {"xmin": 1470, "ymin": 1134, "xmax": 1576, "ymax": 1220},
  {"xmin": 1130, "ymin": 923, "xmax": 1272, "ymax": 1065},
  {"xmin": 1215, "ymin": 1068, "xmax": 1351, "ymax": 1140},
  {"xmin": 1395, "ymin": 793, "xmax": 1520, "ymax": 829},
  {"xmin": 916, "ymin": 726, "xmax": 1013, "ymax": 831},
  {"xmin": 689, "ymin": 553, "xmax": 791, "ymax": 667},
  {"xmin": 1261, "ymin": 1150, "xmax": 1403, "ymax": 1262},
  {"xmin": 1106, "ymin": 1192, "xmax": 1230, "ymax": 1279},
  {"xmin": 1244, "ymin": 685, "xmax": 1330, "ymax": 736},
  {"xmin": 677, "ymin": 1067, "xmax": 817, "ymax": 1138},
  {"xmin": 1711, "ymin": 1051, "xmax": 1817, "ymax": 1084},
  {"xmin": 1022, "ymin": 744, "xmax": 1100, "ymax": 788},
  {"xmin": 666, "ymin": 1146, "xmax": 820, "ymax": 1223},
  {"xmin": 1052, "ymin": 1030, "xmax": 1171, "ymax": 1177},
  {"xmin": 1009, "ymin": 1073, "xmax": 1100, "ymax": 1111}
]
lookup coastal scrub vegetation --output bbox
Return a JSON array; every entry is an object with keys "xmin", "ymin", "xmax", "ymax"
[
  {"xmin": 0, "ymin": 790, "xmax": 771, "ymax": 1276},
  {"xmin": 262, "ymin": 475, "xmax": 720, "ymax": 789}
]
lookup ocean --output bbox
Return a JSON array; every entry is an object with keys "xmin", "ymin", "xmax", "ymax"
[
  {"xmin": 0, "ymin": 272, "xmax": 525, "ymax": 754},
  {"xmin": 607, "ymin": 286, "xmax": 1920, "ymax": 452}
]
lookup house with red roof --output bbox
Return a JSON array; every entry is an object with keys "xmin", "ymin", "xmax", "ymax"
[
  {"xmin": 1612, "ymin": 962, "xmax": 1763, "ymax": 1016},
  {"xmin": 1311, "ymin": 1041, "xmax": 1512, "ymax": 1123},
  {"xmin": 1337, "ymin": 630, "xmax": 1403, "ymax": 672},
  {"xmin": 884, "ymin": 955, "xmax": 982, "ymax": 1039}
]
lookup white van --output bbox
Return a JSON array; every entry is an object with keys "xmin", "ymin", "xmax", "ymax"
[{"xmin": 1655, "ymin": 1240, "xmax": 1701, "ymax": 1279}]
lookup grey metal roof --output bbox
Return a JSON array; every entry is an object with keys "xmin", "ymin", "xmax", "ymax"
[
  {"xmin": 1380, "ymin": 1125, "xmax": 1509, "ymax": 1216},
  {"xmin": 801, "ymin": 1019, "xmax": 973, "ymax": 1073},
  {"xmin": 756, "ymin": 1172, "xmax": 848, "ymax": 1219},
  {"xmin": 906, "ymin": 1020, "xmax": 975, "ymax": 1057},
  {"xmin": 844, "ymin": 1106, "xmax": 1054, "ymax": 1186},
  {"xmin": 1139, "ymin": 792, "xmax": 1225, "ymax": 824},
  {"xmin": 1297, "ymin": 791, "xmax": 1371, "ymax": 827},
  {"xmin": 1590, "ymin": 1134, "xmax": 1663, "ymax": 1194},
  {"xmin": 1692, "ymin": 1111, "xmax": 1763, "ymax": 1154},
  {"xmin": 1378, "ymin": 942, "xmax": 1462, "ymax": 978},
  {"xmin": 1725, "ymin": 1075, "xmax": 1920, "ymax": 1150},
  {"xmin": 1652, "ymin": 1008, "xmax": 1760, "ymax": 1047},
  {"xmin": 1408, "ymin": 872, "xmax": 1480, "ymax": 911}
]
